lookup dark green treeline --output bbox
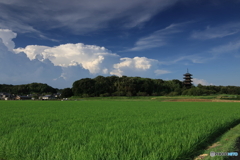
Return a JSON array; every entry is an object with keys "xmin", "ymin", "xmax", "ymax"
[
  {"xmin": 1, "ymin": 76, "xmax": 240, "ymax": 97},
  {"xmin": 71, "ymin": 75, "xmax": 240, "ymax": 97},
  {"xmin": 0, "ymin": 83, "xmax": 58, "ymax": 95}
]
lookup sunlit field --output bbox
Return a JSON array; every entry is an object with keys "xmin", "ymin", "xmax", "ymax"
[{"xmin": 0, "ymin": 101, "xmax": 240, "ymax": 160}]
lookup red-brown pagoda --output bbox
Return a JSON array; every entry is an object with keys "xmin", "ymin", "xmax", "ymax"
[{"xmin": 183, "ymin": 69, "xmax": 193, "ymax": 88}]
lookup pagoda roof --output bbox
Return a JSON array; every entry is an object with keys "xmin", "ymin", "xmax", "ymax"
[
  {"xmin": 183, "ymin": 73, "xmax": 192, "ymax": 76},
  {"xmin": 183, "ymin": 80, "xmax": 192, "ymax": 82}
]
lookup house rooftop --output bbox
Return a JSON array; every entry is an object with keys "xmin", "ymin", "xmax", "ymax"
[
  {"xmin": 17, "ymin": 96, "xmax": 31, "ymax": 98},
  {"xmin": 43, "ymin": 95, "xmax": 53, "ymax": 97}
]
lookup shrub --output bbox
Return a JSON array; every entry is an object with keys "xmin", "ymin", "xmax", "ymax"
[
  {"xmin": 151, "ymin": 92, "xmax": 159, "ymax": 96},
  {"xmin": 159, "ymin": 91, "xmax": 168, "ymax": 96},
  {"xmin": 100, "ymin": 93, "xmax": 110, "ymax": 97},
  {"xmin": 136, "ymin": 92, "xmax": 148, "ymax": 96},
  {"xmin": 112, "ymin": 91, "xmax": 125, "ymax": 96},
  {"xmin": 82, "ymin": 94, "xmax": 89, "ymax": 98},
  {"xmin": 89, "ymin": 93, "xmax": 96, "ymax": 97},
  {"xmin": 126, "ymin": 91, "xmax": 133, "ymax": 97},
  {"xmin": 182, "ymin": 90, "xmax": 189, "ymax": 95},
  {"xmin": 168, "ymin": 92, "xmax": 179, "ymax": 96}
]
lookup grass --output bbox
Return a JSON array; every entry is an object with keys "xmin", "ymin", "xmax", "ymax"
[
  {"xmin": 68, "ymin": 94, "xmax": 239, "ymax": 102},
  {"xmin": 0, "ymin": 101, "xmax": 240, "ymax": 160},
  {"xmin": 194, "ymin": 123, "xmax": 240, "ymax": 160}
]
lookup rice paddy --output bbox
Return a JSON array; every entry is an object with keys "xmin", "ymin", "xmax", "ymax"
[{"xmin": 0, "ymin": 100, "xmax": 240, "ymax": 160}]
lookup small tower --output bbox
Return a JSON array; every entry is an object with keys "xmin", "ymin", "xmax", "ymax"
[{"xmin": 183, "ymin": 69, "xmax": 193, "ymax": 88}]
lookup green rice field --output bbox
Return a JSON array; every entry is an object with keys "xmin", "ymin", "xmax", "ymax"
[{"xmin": 0, "ymin": 101, "xmax": 240, "ymax": 160}]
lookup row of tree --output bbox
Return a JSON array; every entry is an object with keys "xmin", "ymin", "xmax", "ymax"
[
  {"xmin": 61, "ymin": 75, "xmax": 240, "ymax": 97},
  {"xmin": 0, "ymin": 83, "xmax": 58, "ymax": 95},
  {"xmin": 1, "ymin": 76, "xmax": 240, "ymax": 98}
]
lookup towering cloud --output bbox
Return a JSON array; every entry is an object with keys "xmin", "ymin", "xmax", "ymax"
[
  {"xmin": 0, "ymin": 29, "xmax": 62, "ymax": 87},
  {"xmin": 110, "ymin": 57, "xmax": 165, "ymax": 77},
  {"xmin": 14, "ymin": 43, "xmax": 120, "ymax": 75},
  {"xmin": 0, "ymin": 29, "xmax": 17, "ymax": 51},
  {"xmin": 1, "ymin": 29, "xmax": 169, "ymax": 88}
]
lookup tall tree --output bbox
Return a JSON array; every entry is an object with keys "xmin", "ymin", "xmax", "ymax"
[{"xmin": 61, "ymin": 88, "xmax": 73, "ymax": 98}]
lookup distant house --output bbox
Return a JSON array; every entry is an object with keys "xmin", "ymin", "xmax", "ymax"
[
  {"xmin": 4, "ymin": 97, "xmax": 10, "ymax": 100},
  {"xmin": 53, "ymin": 93, "xmax": 61, "ymax": 98},
  {"xmin": 0, "ymin": 93, "xmax": 3, "ymax": 100},
  {"xmin": 1, "ymin": 93, "xmax": 15, "ymax": 100},
  {"xmin": 0, "ymin": 92, "xmax": 4, "ymax": 97},
  {"xmin": 0, "ymin": 92, "xmax": 11, "ymax": 99},
  {"xmin": 42, "ymin": 95, "xmax": 56, "ymax": 100},
  {"xmin": 15, "ymin": 96, "xmax": 32, "ymax": 100}
]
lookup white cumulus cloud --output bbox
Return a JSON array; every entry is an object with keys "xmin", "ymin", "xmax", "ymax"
[
  {"xmin": 110, "ymin": 57, "xmax": 168, "ymax": 77},
  {"xmin": 2, "ymin": 29, "xmax": 170, "ymax": 88},
  {"xmin": 14, "ymin": 45, "xmax": 51, "ymax": 60},
  {"xmin": 0, "ymin": 36, "xmax": 63, "ymax": 87},
  {"xmin": 192, "ymin": 78, "xmax": 213, "ymax": 86},
  {"xmin": 0, "ymin": 29, "xmax": 17, "ymax": 51},
  {"xmin": 14, "ymin": 43, "xmax": 120, "ymax": 74},
  {"xmin": 15, "ymin": 44, "xmax": 169, "ymax": 79}
]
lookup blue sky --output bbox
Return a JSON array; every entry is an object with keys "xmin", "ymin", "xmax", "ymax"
[{"xmin": 0, "ymin": 0, "xmax": 239, "ymax": 88}]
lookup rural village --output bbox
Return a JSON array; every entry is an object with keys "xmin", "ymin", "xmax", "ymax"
[{"xmin": 0, "ymin": 92, "xmax": 61, "ymax": 101}]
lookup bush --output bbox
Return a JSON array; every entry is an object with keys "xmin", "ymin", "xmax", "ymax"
[
  {"xmin": 136, "ymin": 92, "xmax": 148, "ymax": 96},
  {"xmin": 159, "ymin": 91, "xmax": 168, "ymax": 96},
  {"xmin": 100, "ymin": 93, "xmax": 110, "ymax": 97},
  {"xmin": 204, "ymin": 89, "xmax": 216, "ymax": 95},
  {"xmin": 89, "ymin": 93, "xmax": 96, "ymax": 97},
  {"xmin": 182, "ymin": 90, "xmax": 189, "ymax": 95},
  {"xmin": 126, "ymin": 91, "xmax": 133, "ymax": 97},
  {"xmin": 151, "ymin": 92, "xmax": 159, "ymax": 96},
  {"xmin": 112, "ymin": 91, "xmax": 125, "ymax": 96},
  {"xmin": 174, "ymin": 88, "xmax": 182, "ymax": 95},
  {"xmin": 82, "ymin": 94, "xmax": 89, "ymax": 98},
  {"xmin": 60, "ymin": 88, "xmax": 73, "ymax": 98},
  {"xmin": 182, "ymin": 88, "xmax": 206, "ymax": 96},
  {"xmin": 168, "ymin": 92, "xmax": 179, "ymax": 96}
]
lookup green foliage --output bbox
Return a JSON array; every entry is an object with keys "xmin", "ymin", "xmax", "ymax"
[
  {"xmin": 71, "ymin": 76, "xmax": 240, "ymax": 97},
  {"xmin": 81, "ymin": 93, "xmax": 90, "ymax": 98},
  {"xmin": 99, "ymin": 93, "xmax": 110, "ymax": 97},
  {"xmin": 182, "ymin": 88, "xmax": 217, "ymax": 96},
  {"xmin": 168, "ymin": 91, "xmax": 179, "ymax": 96},
  {"xmin": 151, "ymin": 92, "xmax": 159, "ymax": 96},
  {"xmin": 60, "ymin": 88, "xmax": 73, "ymax": 98},
  {"xmin": 0, "ymin": 83, "xmax": 57, "ymax": 95},
  {"xmin": 1, "ymin": 101, "xmax": 240, "ymax": 160},
  {"xmin": 71, "ymin": 76, "xmax": 190, "ymax": 97},
  {"xmin": 126, "ymin": 91, "xmax": 133, "ymax": 97},
  {"xmin": 220, "ymin": 95, "xmax": 240, "ymax": 100},
  {"xmin": 182, "ymin": 88, "xmax": 202, "ymax": 96},
  {"xmin": 112, "ymin": 91, "xmax": 125, "ymax": 96},
  {"xmin": 94, "ymin": 76, "xmax": 110, "ymax": 96},
  {"xmin": 136, "ymin": 92, "xmax": 148, "ymax": 96},
  {"xmin": 72, "ymin": 78, "xmax": 95, "ymax": 96},
  {"xmin": 1, "ymin": 76, "xmax": 240, "ymax": 98}
]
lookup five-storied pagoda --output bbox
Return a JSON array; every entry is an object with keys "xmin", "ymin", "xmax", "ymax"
[{"xmin": 183, "ymin": 69, "xmax": 193, "ymax": 88}]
